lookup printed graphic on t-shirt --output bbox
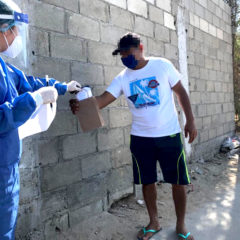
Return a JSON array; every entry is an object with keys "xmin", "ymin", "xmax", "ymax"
[{"xmin": 129, "ymin": 76, "xmax": 160, "ymax": 109}]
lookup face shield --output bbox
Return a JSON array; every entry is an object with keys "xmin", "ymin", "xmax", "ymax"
[{"xmin": 0, "ymin": 0, "xmax": 29, "ymax": 68}]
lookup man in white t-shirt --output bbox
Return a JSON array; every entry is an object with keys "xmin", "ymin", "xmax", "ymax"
[{"xmin": 70, "ymin": 33, "xmax": 197, "ymax": 240}]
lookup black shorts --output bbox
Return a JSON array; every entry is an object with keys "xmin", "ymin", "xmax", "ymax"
[{"xmin": 130, "ymin": 133, "xmax": 190, "ymax": 185}]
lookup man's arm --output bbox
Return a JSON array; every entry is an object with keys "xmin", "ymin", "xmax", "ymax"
[
  {"xmin": 69, "ymin": 91, "xmax": 116, "ymax": 114},
  {"xmin": 95, "ymin": 91, "xmax": 116, "ymax": 109},
  {"xmin": 172, "ymin": 81, "xmax": 197, "ymax": 143}
]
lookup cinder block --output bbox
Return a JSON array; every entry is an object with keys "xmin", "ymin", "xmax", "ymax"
[
  {"xmin": 62, "ymin": 132, "xmax": 97, "ymax": 159},
  {"xmin": 195, "ymin": 117, "xmax": 203, "ymax": 130},
  {"xmin": 31, "ymin": 56, "xmax": 71, "ymax": 82},
  {"xmin": 209, "ymin": 24, "xmax": 217, "ymax": 37},
  {"xmin": 44, "ymin": 213, "xmax": 69, "ymax": 239},
  {"xmin": 199, "ymin": 130, "xmax": 209, "ymax": 143},
  {"xmin": 20, "ymin": 140, "xmax": 38, "ymax": 169},
  {"xmin": 104, "ymin": 66, "xmax": 124, "ymax": 85},
  {"xmin": 205, "ymin": 10, "xmax": 213, "ymax": 24},
  {"xmin": 41, "ymin": 159, "xmax": 82, "ymax": 191},
  {"xmin": 194, "ymin": 2, "xmax": 205, "ymax": 19},
  {"xmin": 207, "ymin": 104, "xmax": 217, "ymax": 115},
  {"xmin": 100, "ymin": 24, "xmax": 127, "ymax": 45},
  {"xmin": 189, "ymin": 39, "xmax": 201, "ymax": 52},
  {"xmin": 28, "ymin": 1, "xmax": 65, "ymax": 33},
  {"xmin": 170, "ymin": 30, "xmax": 178, "ymax": 46},
  {"xmin": 194, "ymin": 54, "xmax": 205, "ymax": 67},
  {"xmin": 42, "ymin": 0, "xmax": 79, "ymax": 12},
  {"xmin": 226, "ymin": 112, "xmax": 234, "ymax": 122},
  {"xmin": 200, "ymin": 68, "xmax": 208, "ymax": 80},
  {"xmin": 80, "ymin": 0, "xmax": 108, "ymax": 21},
  {"xmin": 16, "ymin": 199, "xmax": 41, "ymax": 237},
  {"xmin": 127, "ymin": 0, "xmax": 147, "ymax": 18},
  {"xmin": 197, "ymin": 104, "xmax": 207, "ymax": 117},
  {"xmin": 29, "ymin": 28, "xmax": 49, "ymax": 57},
  {"xmin": 69, "ymin": 200, "xmax": 103, "ymax": 226},
  {"xmin": 148, "ymin": 38, "xmax": 164, "ymax": 56},
  {"xmin": 111, "ymin": 146, "xmax": 132, "ymax": 168},
  {"xmin": 213, "ymin": 59, "xmax": 221, "ymax": 71},
  {"xmin": 195, "ymin": 29, "xmax": 204, "ymax": 43},
  {"xmin": 216, "ymin": 6, "xmax": 223, "ymax": 19},
  {"xmin": 205, "ymin": 58, "xmax": 213, "ymax": 70},
  {"xmin": 217, "ymin": 28, "xmax": 224, "ymax": 40},
  {"xmin": 190, "ymin": 12, "xmax": 200, "ymax": 28},
  {"xmin": 98, "ymin": 128, "xmax": 124, "ymax": 151},
  {"xmin": 103, "ymin": 0, "xmax": 126, "ymax": 9},
  {"xmin": 81, "ymin": 152, "xmax": 111, "ymax": 179},
  {"xmin": 164, "ymin": 43, "xmax": 178, "ymax": 60},
  {"xmin": 50, "ymin": 33, "xmax": 87, "ymax": 61},
  {"xmin": 209, "ymin": 128, "xmax": 217, "ymax": 139},
  {"xmin": 187, "ymin": 52, "xmax": 195, "ymax": 65},
  {"xmin": 135, "ymin": 16, "xmax": 154, "ymax": 37},
  {"xmin": 156, "ymin": 0, "xmax": 171, "ymax": 13},
  {"xmin": 196, "ymin": 80, "xmax": 205, "ymax": 92},
  {"xmin": 88, "ymin": 41, "xmax": 116, "ymax": 66},
  {"xmin": 68, "ymin": 14, "xmax": 100, "ymax": 41},
  {"xmin": 202, "ymin": 116, "xmax": 212, "ymax": 128},
  {"xmin": 200, "ymin": 18, "xmax": 209, "ymax": 33},
  {"xmin": 190, "ymin": 92, "xmax": 201, "ymax": 104},
  {"xmin": 206, "ymin": 81, "xmax": 215, "ymax": 92},
  {"xmin": 199, "ymin": 0, "xmax": 207, "ymax": 8},
  {"xmin": 106, "ymin": 166, "xmax": 133, "ymax": 194},
  {"xmin": 164, "ymin": 12, "xmax": 176, "ymax": 30},
  {"xmin": 109, "ymin": 108, "xmax": 132, "ymax": 128},
  {"xmin": 145, "ymin": 0, "xmax": 155, "ymax": 4},
  {"xmin": 207, "ymin": 0, "xmax": 216, "ymax": 15},
  {"xmin": 41, "ymin": 189, "xmax": 67, "ymax": 221},
  {"xmin": 67, "ymin": 174, "xmax": 107, "ymax": 208},
  {"xmin": 149, "ymin": 5, "xmax": 164, "ymax": 24},
  {"xmin": 19, "ymin": 168, "xmax": 39, "ymax": 203},
  {"xmin": 216, "ymin": 124, "xmax": 224, "ymax": 136},
  {"xmin": 214, "ymin": 82, "xmax": 222, "ymax": 92},
  {"xmin": 41, "ymin": 111, "xmax": 78, "ymax": 138},
  {"xmin": 223, "ymin": 122, "xmax": 231, "ymax": 133},
  {"xmin": 110, "ymin": 6, "xmax": 134, "ymax": 30},
  {"xmin": 210, "ymin": 92, "xmax": 218, "ymax": 104},
  {"xmin": 189, "ymin": 65, "xmax": 200, "ymax": 78},
  {"xmin": 38, "ymin": 138, "xmax": 59, "ymax": 166},
  {"xmin": 71, "ymin": 62, "xmax": 104, "ymax": 86},
  {"xmin": 155, "ymin": 24, "xmax": 170, "ymax": 42}
]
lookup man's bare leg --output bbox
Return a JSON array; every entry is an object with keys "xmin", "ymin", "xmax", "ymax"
[
  {"xmin": 172, "ymin": 184, "xmax": 194, "ymax": 240},
  {"xmin": 137, "ymin": 183, "xmax": 162, "ymax": 240}
]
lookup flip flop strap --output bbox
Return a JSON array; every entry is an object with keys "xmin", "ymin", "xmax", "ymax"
[
  {"xmin": 143, "ymin": 228, "xmax": 158, "ymax": 234},
  {"xmin": 178, "ymin": 232, "xmax": 191, "ymax": 239},
  {"xmin": 145, "ymin": 229, "xmax": 158, "ymax": 233}
]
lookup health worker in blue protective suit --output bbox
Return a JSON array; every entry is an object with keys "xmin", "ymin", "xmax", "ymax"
[{"xmin": 0, "ymin": 1, "xmax": 81, "ymax": 239}]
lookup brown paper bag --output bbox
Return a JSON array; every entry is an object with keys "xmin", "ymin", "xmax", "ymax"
[{"xmin": 76, "ymin": 97, "xmax": 105, "ymax": 132}]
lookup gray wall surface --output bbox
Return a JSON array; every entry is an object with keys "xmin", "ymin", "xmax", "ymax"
[{"xmin": 9, "ymin": 0, "xmax": 234, "ymax": 239}]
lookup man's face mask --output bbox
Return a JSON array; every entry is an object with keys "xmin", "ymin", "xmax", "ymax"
[
  {"xmin": 121, "ymin": 54, "xmax": 138, "ymax": 69},
  {"xmin": 2, "ymin": 29, "xmax": 23, "ymax": 58}
]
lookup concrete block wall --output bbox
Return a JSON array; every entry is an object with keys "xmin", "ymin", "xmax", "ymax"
[
  {"xmin": 184, "ymin": 0, "xmax": 235, "ymax": 160},
  {"xmin": 11, "ymin": 0, "xmax": 234, "ymax": 239}
]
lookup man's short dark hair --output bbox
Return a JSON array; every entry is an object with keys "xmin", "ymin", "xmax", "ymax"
[{"xmin": 112, "ymin": 32, "xmax": 141, "ymax": 56}]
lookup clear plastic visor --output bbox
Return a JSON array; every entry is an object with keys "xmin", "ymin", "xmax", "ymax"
[{"xmin": 0, "ymin": 11, "xmax": 29, "ymax": 68}]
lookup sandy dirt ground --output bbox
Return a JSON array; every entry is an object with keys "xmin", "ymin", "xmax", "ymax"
[{"xmin": 58, "ymin": 150, "xmax": 240, "ymax": 240}]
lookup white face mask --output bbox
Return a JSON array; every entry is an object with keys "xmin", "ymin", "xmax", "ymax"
[{"xmin": 2, "ymin": 29, "xmax": 23, "ymax": 58}]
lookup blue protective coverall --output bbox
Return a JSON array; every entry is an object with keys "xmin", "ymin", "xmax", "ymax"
[{"xmin": 0, "ymin": 56, "xmax": 67, "ymax": 240}]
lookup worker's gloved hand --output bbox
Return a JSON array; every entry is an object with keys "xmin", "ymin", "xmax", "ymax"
[
  {"xmin": 67, "ymin": 81, "xmax": 81, "ymax": 93},
  {"xmin": 69, "ymin": 99, "xmax": 80, "ymax": 115},
  {"xmin": 35, "ymin": 86, "xmax": 58, "ymax": 105}
]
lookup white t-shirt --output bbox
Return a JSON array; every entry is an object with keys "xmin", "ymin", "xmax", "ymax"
[{"xmin": 106, "ymin": 57, "xmax": 182, "ymax": 137}]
